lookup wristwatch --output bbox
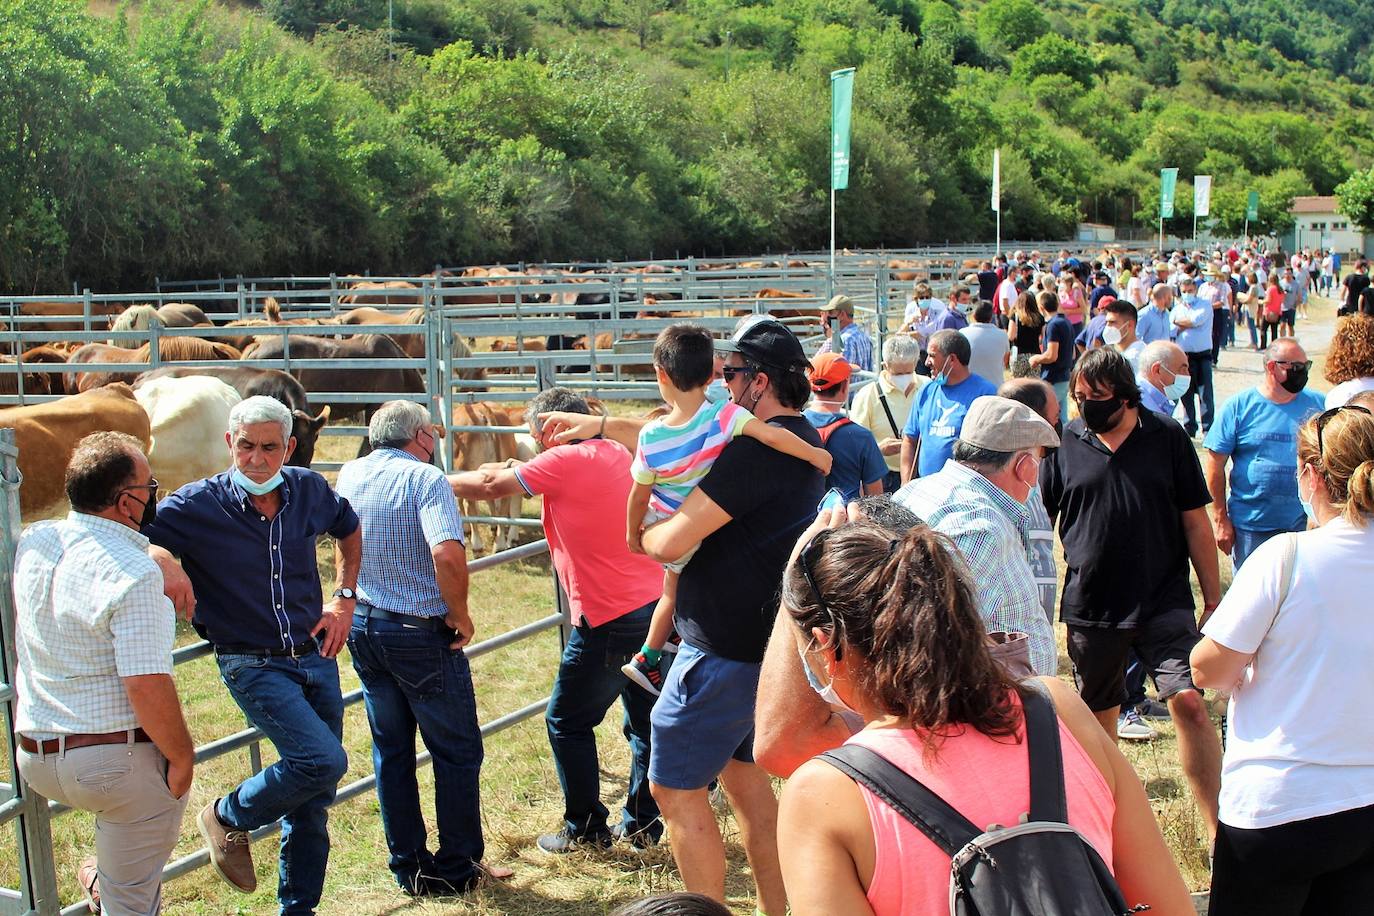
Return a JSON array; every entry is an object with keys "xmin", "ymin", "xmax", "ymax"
[{"xmin": 333, "ymin": 587, "xmax": 356, "ymax": 600}]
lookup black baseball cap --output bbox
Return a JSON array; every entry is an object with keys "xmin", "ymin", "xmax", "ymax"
[{"xmin": 715, "ymin": 318, "xmax": 808, "ymax": 372}]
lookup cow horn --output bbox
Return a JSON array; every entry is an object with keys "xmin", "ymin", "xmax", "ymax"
[{"xmin": 317, "ymin": 405, "xmax": 330, "ymax": 422}]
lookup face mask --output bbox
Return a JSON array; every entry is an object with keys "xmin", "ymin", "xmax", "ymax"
[
  {"xmin": 1016, "ymin": 453, "xmax": 1042, "ymax": 505},
  {"xmin": 1080, "ymin": 396, "xmax": 1124, "ymax": 433},
  {"xmin": 796, "ymin": 643, "xmax": 858, "ymax": 716},
  {"xmin": 949, "ymin": 299, "xmax": 965, "ymax": 314},
  {"xmin": 1280, "ymin": 365, "xmax": 1309, "ymax": 394},
  {"xmin": 888, "ymin": 372, "xmax": 915, "ymax": 391},
  {"xmin": 1101, "ymin": 325, "xmax": 1123, "ymax": 346},
  {"xmin": 125, "ymin": 491, "xmax": 157, "ymax": 529},
  {"xmin": 232, "ymin": 466, "xmax": 284, "ymax": 496},
  {"xmin": 705, "ymin": 378, "xmax": 729, "ymax": 403},
  {"xmin": 1163, "ymin": 369, "xmax": 1191, "ymax": 402},
  {"xmin": 417, "ymin": 428, "xmax": 436, "ymax": 464}
]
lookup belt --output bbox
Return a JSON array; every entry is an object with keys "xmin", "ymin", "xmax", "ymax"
[
  {"xmin": 213, "ymin": 640, "xmax": 319, "ymax": 658},
  {"xmin": 354, "ymin": 605, "xmax": 451, "ymax": 633},
  {"xmin": 18, "ymin": 728, "xmax": 151, "ymax": 756}
]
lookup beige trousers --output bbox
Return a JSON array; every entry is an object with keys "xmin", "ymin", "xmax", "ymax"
[{"xmin": 18, "ymin": 740, "xmax": 189, "ymax": 916}]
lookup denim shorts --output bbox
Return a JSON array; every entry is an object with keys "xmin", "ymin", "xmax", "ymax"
[{"xmin": 649, "ymin": 642, "xmax": 760, "ymax": 790}]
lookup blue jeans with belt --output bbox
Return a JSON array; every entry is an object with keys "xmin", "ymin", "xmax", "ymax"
[
  {"xmin": 215, "ymin": 648, "xmax": 347, "ymax": 916},
  {"xmin": 545, "ymin": 600, "xmax": 662, "ymax": 841},
  {"xmin": 1181, "ymin": 351, "xmax": 1215, "ymax": 435},
  {"xmin": 347, "ymin": 612, "xmax": 484, "ymax": 893}
]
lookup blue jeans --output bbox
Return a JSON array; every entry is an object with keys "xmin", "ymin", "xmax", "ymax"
[
  {"xmin": 1181, "ymin": 351, "xmax": 1214, "ymax": 435},
  {"xmin": 1245, "ymin": 310, "xmax": 1258, "ymax": 348},
  {"xmin": 348, "ymin": 615, "xmax": 484, "ymax": 892},
  {"xmin": 545, "ymin": 601, "xmax": 662, "ymax": 841},
  {"xmin": 216, "ymin": 649, "xmax": 347, "ymax": 916},
  {"xmin": 1051, "ymin": 380, "xmax": 1070, "ymax": 425},
  {"xmin": 1232, "ymin": 523, "xmax": 1305, "ymax": 571}
]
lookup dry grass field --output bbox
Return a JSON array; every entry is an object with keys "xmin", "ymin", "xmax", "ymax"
[{"xmin": 3, "ymin": 294, "xmax": 1343, "ymax": 912}]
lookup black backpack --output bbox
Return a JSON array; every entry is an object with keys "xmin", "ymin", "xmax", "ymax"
[{"xmin": 820, "ymin": 688, "xmax": 1147, "ymax": 916}]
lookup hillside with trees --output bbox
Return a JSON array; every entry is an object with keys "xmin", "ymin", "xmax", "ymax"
[{"xmin": 2, "ymin": 0, "xmax": 1372, "ymax": 291}]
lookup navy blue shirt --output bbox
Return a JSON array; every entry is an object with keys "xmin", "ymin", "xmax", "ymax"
[
  {"xmin": 145, "ymin": 468, "xmax": 359, "ymax": 652},
  {"xmin": 1040, "ymin": 313, "xmax": 1076, "ymax": 384},
  {"xmin": 803, "ymin": 410, "xmax": 887, "ymax": 501}
]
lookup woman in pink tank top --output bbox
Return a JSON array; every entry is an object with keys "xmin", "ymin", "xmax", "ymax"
[{"xmin": 774, "ymin": 518, "xmax": 1194, "ymax": 916}]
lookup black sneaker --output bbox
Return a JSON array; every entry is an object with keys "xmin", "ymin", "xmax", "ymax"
[
  {"xmin": 612, "ymin": 822, "xmax": 661, "ymax": 849},
  {"xmin": 399, "ymin": 870, "xmax": 480, "ymax": 897},
  {"xmin": 536, "ymin": 827, "xmax": 613, "ymax": 854},
  {"xmin": 621, "ymin": 653, "xmax": 664, "ymax": 696}
]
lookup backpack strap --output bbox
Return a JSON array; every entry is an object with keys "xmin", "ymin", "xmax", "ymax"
[
  {"xmin": 817, "ymin": 417, "xmax": 853, "ymax": 445},
  {"xmin": 819, "ymin": 745, "xmax": 980, "ymax": 858},
  {"xmin": 1022, "ymin": 684, "xmax": 1070, "ymax": 824}
]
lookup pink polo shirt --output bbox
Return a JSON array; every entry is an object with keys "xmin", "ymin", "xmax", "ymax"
[{"xmin": 515, "ymin": 438, "xmax": 663, "ymax": 627}]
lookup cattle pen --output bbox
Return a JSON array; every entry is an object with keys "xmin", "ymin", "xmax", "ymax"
[{"xmin": 0, "ymin": 242, "xmax": 1123, "ymax": 913}]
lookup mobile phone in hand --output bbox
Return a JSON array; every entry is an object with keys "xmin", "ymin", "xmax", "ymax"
[{"xmin": 817, "ymin": 487, "xmax": 847, "ymax": 514}]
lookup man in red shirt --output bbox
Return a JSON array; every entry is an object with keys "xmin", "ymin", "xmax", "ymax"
[{"xmin": 449, "ymin": 387, "xmax": 666, "ymax": 853}]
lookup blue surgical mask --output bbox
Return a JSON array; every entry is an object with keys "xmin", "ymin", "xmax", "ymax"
[
  {"xmin": 1163, "ymin": 368, "xmax": 1191, "ymax": 402},
  {"xmin": 705, "ymin": 378, "xmax": 729, "ymax": 404},
  {"xmin": 232, "ymin": 467, "xmax": 284, "ymax": 496},
  {"xmin": 1298, "ymin": 472, "xmax": 1317, "ymax": 524},
  {"xmin": 797, "ymin": 643, "xmax": 859, "ymax": 716}
]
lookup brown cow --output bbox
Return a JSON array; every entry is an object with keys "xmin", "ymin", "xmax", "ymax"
[
  {"xmin": 70, "ymin": 339, "xmax": 241, "ymax": 392},
  {"xmin": 0, "ymin": 346, "xmax": 72, "ymax": 396},
  {"xmin": 0, "ymin": 383, "xmax": 151, "ymax": 520},
  {"xmin": 486, "ymin": 338, "xmax": 546, "ymax": 375},
  {"xmin": 17, "ymin": 300, "xmax": 128, "ymax": 335},
  {"xmin": 450, "ymin": 401, "xmax": 520, "ymax": 554},
  {"xmin": 338, "ymin": 280, "xmax": 422, "ymax": 307}
]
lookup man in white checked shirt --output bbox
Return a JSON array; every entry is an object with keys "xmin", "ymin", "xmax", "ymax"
[
  {"xmin": 894, "ymin": 396, "xmax": 1062, "ymax": 675},
  {"xmin": 14, "ymin": 432, "xmax": 195, "ymax": 916}
]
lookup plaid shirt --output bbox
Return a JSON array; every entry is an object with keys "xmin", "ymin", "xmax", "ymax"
[
  {"xmin": 894, "ymin": 460, "xmax": 1056, "ymax": 675},
  {"xmin": 820, "ymin": 322, "xmax": 875, "ymax": 372},
  {"xmin": 335, "ymin": 448, "xmax": 466, "ymax": 617},
  {"xmin": 14, "ymin": 513, "xmax": 175, "ymax": 739}
]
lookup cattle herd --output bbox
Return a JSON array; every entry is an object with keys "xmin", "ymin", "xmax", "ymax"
[{"xmin": 0, "ymin": 256, "xmax": 953, "ymax": 541}]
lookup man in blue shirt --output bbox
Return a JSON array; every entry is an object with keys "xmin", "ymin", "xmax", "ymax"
[
  {"xmin": 145, "ymin": 396, "xmax": 361, "ymax": 915},
  {"xmin": 804, "ymin": 352, "xmax": 886, "ymax": 501},
  {"xmin": 1028, "ymin": 295, "xmax": 1076, "ymax": 425},
  {"xmin": 336, "ymin": 400, "xmax": 490, "ymax": 897},
  {"xmin": 1204, "ymin": 339, "xmax": 1325, "ymax": 568},
  {"xmin": 1088, "ymin": 269, "xmax": 1118, "ymax": 311},
  {"xmin": 818, "ymin": 294, "xmax": 874, "ymax": 371},
  {"xmin": 1136, "ymin": 339, "xmax": 1189, "ymax": 419},
  {"xmin": 900, "ymin": 329, "xmax": 998, "ymax": 483},
  {"xmin": 1135, "ymin": 283, "xmax": 1174, "ymax": 345},
  {"xmin": 1170, "ymin": 275, "xmax": 1215, "ymax": 436}
]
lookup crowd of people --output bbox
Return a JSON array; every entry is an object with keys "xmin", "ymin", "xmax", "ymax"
[{"xmin": 10, "ymin": 242, "xmax": 1374, "ymax": 916}]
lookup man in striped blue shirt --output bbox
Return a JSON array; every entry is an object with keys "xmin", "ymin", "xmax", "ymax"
[{"xmin": 335, "ymin": 400, "xmax": 488, "ymax": 898}]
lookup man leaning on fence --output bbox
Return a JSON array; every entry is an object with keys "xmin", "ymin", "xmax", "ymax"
[
  {"xmin": 335, "ymin": 400, "xmax": 498, "ymax": 898},
  {"xmin": 143, "ymin": 396, "xmax": 362, "ymax": 916},
  {"xmin": 14, "ymin": 432, "xmax": 194, "ymax": 916}
]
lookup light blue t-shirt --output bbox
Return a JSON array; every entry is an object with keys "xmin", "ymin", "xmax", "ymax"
[
  {"xmin": 902, "ymin": 374, "xmax": 999, "ymax": 478},
  {"xmin": 1204, "ymin": 387, "xmax": 1326, "ymax": 531}
]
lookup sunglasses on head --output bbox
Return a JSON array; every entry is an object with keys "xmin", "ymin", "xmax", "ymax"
[{"xmin": 1315, "ymin": 405, "xmax": 1371, "ymax": 458}]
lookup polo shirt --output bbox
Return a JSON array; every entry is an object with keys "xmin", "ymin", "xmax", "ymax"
[
  {"xmin": 145, "ymin": 468, "xmax": 359, "ymax": 652},
  {"xmin": 515, "ymin": 438, "xmax": 662, "ymax": 628},
  {"xmin": 1039, "ymin": 409, "xmax": 1211, "ymax": 628},
  {"xmin": 1039, "ymin": 314, "xmax": 1076, "ymax": 384},
  {"xmin": 1135, "ymin": 305, "xmax": 1172, "ymax": 345}
]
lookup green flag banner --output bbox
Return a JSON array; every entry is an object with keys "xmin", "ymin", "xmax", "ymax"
[
  {"xmin": 831, "ymin": 68, "xmax": 855, "ymax": 191},
  {"xmin": 1246, "ymin": 190, "xmax": 1260, "ymax": 222},
  {"xmin": 1160, "ymin": 168, "xmax": 1178, "ymax": 219}
]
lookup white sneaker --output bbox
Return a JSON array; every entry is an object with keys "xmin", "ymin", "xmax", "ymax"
[{"xmin": 1117, "ymin": 708, "xmax": 1157, "ymax": 741}]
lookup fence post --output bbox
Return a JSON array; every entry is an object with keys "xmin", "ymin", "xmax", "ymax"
[
  {"xmin": 82, "ymin": 289, "xmax": 93, "ymax": 333},
  {"xmin": 535, "ymin": 356, "xmax": 557, "ymax": 392},
  {"xmin": 329, "ymin": 273, "xmax": 339, "ymax": 318},
  {"xmin": 0, "ymin": 428, "xmax": 62, "ymax": 915},
  {"xmin": 235, "ymin": 283, "xmax": 246, "ymax": 322},
  {"xmin": 149, "ymin": 319, "xmax": 162, "ymax": 369}
]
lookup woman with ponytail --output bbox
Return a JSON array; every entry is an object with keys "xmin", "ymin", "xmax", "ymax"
[
  {"xmin": 774, "ymin": 510, "xmax": 1192, "ymax": 916},
  {"xmin": 1193, "ymin": 405, "xmax": 1374, "ymax": 915}
]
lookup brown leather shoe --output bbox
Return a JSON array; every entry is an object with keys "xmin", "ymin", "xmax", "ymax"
[
  {"xmin": 197, "ymin": 801, "xmax": 256, "ymax": 893},
  {"xmin": 77, "ymin": 857, "xmax": 100, "ymax": 913}
]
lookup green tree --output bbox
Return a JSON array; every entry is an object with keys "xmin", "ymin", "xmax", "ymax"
[
  {"xmin": 1012, "ymin": 34, "xmax": 1095, "ymax": 88},
  {"xmin": 1335, "ymin": 167, "xmax": 1374, "ymax": 234},
  {"xmin": 977, "ymin": 0, "xmax": 1048, "ymax": 52}
]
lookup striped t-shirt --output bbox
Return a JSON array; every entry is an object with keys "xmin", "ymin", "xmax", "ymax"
[{"xmin": 631, "ymin": 399, "xmax": 753, "ymax": 514}]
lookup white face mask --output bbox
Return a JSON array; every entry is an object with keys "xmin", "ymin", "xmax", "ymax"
[
  {"xmin": 888, "ymin": 372, "xmax": 915, "ymax": 390},
  {"xmin": 1101, "ymin": 325, "xmax": 1123, "ymax": 346},
  {"xmin": 797, "ymin": 642, "xmax": 858, "ymax": 716}
]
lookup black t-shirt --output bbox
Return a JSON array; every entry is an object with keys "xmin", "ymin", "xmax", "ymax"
[
  {"xmin": 1361, "ymin": 284, "xmax": 1374, "ymax": 318},
  {"xmin": 1039, "ymin": 409, "xmax": 1211, "ymax": 628},
  {"xmin": 676, "ymin": 415, "xmax": 825, "ymax": 662},
  {"xmin": 1344, "ymin": 273, "xmax": 1370, "ymax": 315},
  {"xmin": 977, "ymin": 270, "xmax": 1000, "ymax": 303}
]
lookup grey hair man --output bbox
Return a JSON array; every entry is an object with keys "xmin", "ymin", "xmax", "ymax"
[
  {"xmin": 336, "ymin": 400, "xmax": 494, "ymax": 896},
  {"xmin": 1137, "ymin": 340, "xmax": 1190, "ymax": 418},
  {"xmin": 143, "ymin": 394, "xmax": 362, "ymax": 909},
  {"xmin": 15, "ymin": 432, "xmax": 194, "ymax": 916},
  {"xmin": 849, "ymin": 334, "xmax": 925, "ymax": 491},
  {"xmin": 895, "ymin": 395, "xmax": 1061, "ymax": 674}
]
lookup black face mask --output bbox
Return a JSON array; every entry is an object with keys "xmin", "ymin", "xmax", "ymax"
[
  {"xmin": 126, "ymin": 492, "xmax": 157, "ymax": 529},
  {"xmin": 1080, "ymin": 396, "xmax": 1124, "ymax": 433},
  {"xmin": 1280, "ymin": 365, "xmax": 1309, "ymax": 394}
]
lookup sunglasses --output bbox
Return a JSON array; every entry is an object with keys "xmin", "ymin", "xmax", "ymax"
[
  {"xmin": 797, "ymin": 533, "xmax": 844, "ymax": 661},
  {"xmin": 122, "ymin": 479, "xmax": 159, "ymax": 497},
  {"xmin": 1315, "ymin": 405, "xmax": 1371, "ymax": 457},
  {"xmin": 721, "ymin": 365, "xmax": 759, "ymax": 382}
]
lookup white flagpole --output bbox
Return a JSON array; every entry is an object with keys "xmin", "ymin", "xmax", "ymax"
[{"xmin": 830, "ymin": 186, "xmax": 836, "ymax": 297}]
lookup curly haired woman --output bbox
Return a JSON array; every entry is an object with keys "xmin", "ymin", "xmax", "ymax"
[{"xmin": 1323, "ymin": 314, "xmax": 1374, "ymax": 408}]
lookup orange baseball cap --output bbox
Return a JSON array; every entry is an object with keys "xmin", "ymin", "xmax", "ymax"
[{"xmin": 809, "ymin": 352, "xmax": 852, "ymax": 391}]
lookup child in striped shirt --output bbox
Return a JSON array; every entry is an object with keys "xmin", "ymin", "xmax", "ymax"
[{"xmin": 622, "ymin": 324, "xmax": 831, "ymax": 694}]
